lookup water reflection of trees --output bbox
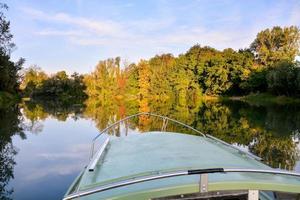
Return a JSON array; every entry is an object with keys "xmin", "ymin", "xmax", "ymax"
[
  {"xmin": 22, "ymin": 100, "xmax": 85, "ymax": 134},
  {"xmin": 22, "ymin": 98, "xmax": 300, "ymax": 171},
  {"xmin": 0, "ymin": 105, "xmax": 25, "ymax": 200},
  {"xmin": 197, "ymin": 101, "xmax": 300, "ymax": 170},
  {"xmin": 249, "ymin": 132, "xmax": 298, "ymax": 170}
]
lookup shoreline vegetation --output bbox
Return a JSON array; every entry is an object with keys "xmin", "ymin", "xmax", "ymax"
[
  {"xmin": 21, "ymin": 25, "xmax": 300, "ymax": 108},
  {"xmin": 1, "ymin": 2, "xmax": 300, "ymax": 109},
  {"xmin": 239, "ymin": 93, "xmax": 300, "ymax": 105},
  {"xmin": 20, "ymin": 93, "xmax": 300, "ymax": 104},
  {"xmin": 201, "ymin": 93, "xmax": 300, "ymax": 105}
]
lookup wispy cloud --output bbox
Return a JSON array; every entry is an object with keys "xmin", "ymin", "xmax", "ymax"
[
  {"xmin": 36, "ymin": 30, "xmax": 86, "ymax": 37},
  {"xmin": 21, "ymin": 7, "xmax": 124, "ymax": 37},
  {"xmin": 24, "ymin": 143, "xmax": 90, "ymax": 180},
  {"xmin": 15, "ymin": 1, "xmax": 300, "ymax": 72},
  {"xmin": 21, "ymin": 6, "xmax": 250, "ymax": 51}
]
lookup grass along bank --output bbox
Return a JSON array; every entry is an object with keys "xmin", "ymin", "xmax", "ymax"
[
  {"xmin": 202, "ymin": 93, "xmax": 300, "ymax": 105},
  {"xmin": 240, "ymin": 93, "xmax": 300, "ymax": 105}
]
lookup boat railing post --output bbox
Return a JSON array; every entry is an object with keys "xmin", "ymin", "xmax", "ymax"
[
  {"xmin": 248, "ymin": 190, "xmax": 259, "ymax": 200},
  {"xmin": 161, "ymin": 117, "xmax": 168, "ymax": 132},
  {"xmin": 200, "ymin": 174, "xmax": 208, "ymax": 193},
  {"xmin": 165, "ymin": 118, "xmax": 168, "ymax": 131},
  {"xmin": 90, "ymin": 142, "xmax": 95, "ymax": 160}
]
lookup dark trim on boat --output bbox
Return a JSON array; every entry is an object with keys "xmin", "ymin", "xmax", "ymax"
[
  {"xmin": 188, "ymin": 168, "xmax": 224, "ymax": 175},
  {"xmin": 151, "ymin": 190, "xmax": 249, "ymax": 200}
]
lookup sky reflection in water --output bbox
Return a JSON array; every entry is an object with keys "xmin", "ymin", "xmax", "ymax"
[
  {"xmin": 1, "ymin": 99, "xmax": 300, "ymax": 200},
  {"xmin": 10, "ymin": 118, "xmax": 98, "ymax": 200}
]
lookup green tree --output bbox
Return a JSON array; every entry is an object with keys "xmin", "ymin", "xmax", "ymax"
[
  {"xmin": 0, "ymin": 3, "xmax": 24, "ymax": 95},
  {"xmin": 21, "ymin": 66, "xmax": 48, "ymax": 97},
  {"xmin": 222, "ymin": 49, "xmax": 255, "ymax": 94},
  {"xmin": 124, "ymin": 63, "xmax": 139, "ymax": 98},
  {"xmin": 137, "ymin": 60, "xmax": 150, "ymax": 100},
  {"xmin": 203, "ymin": 54, "xmax": 229, "ymax": 95},
  {"xmin": 296, "ymin": 65, "xmax": 300, "ymax": 95},
  {"xmin": 239, "ymin": 67, "xmax": 268, "ymax": 93},
  {"xmin": 266, "ymin": 60, "xmax": 297, "ymax": 96},
  {"xmin": 250, "ymin": 26, "xmax": 300, "ymax": 66},
  {"xmin": 171, "ymin": 46, "xmax": 204, "ymax": 103},
  {"xmin": 23, "ymin": 70, "xmax": 88, "ymax": 104},
  {"xmin": 84, "ymin": 58, "xmax": 119, "ymax": 104},
  {"xmin": 149, "ymin": 54, "xmax": 175, "ymax": 100}
]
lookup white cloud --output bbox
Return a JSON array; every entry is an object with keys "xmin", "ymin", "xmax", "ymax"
[
  {"xmin": 20, "ymin": 6, "xmax": 253, "ymax": 52},
  {"xmin": 21, "ymin": 7, "xmax": 124, "ymax": 37},
  {"xmin": 20, "ymin": 4, "xmax": 300, "ymax": 65},
  {"xmin": 24, "ymin": 143, "xmax": 90, "ymax": 180},
  {"xmin": 53, "ymin": 13, "xmax": 123, "ymax": 36},
  {"xmin": 36, "ymin": 30, "xmax": 86, "ymax": 37}
]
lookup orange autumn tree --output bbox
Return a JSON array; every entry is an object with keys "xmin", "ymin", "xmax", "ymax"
[{"xmin": 137, "ymin": 60, "xmax": 151, "ymax": 131}]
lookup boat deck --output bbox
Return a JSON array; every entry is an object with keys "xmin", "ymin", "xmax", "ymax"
[{"xmin": 67, "ymin": 132, "xmax": 300, "ymax": 199}]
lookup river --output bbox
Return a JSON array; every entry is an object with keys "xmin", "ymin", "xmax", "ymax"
[{"xmin": 1, "ymin": 98, "xmax": 300, "ymax": 199}]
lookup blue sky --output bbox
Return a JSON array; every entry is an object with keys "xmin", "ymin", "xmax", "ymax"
[{"xmin": 5, "ymin": 0, "xmax": 300, "ymax": 74}]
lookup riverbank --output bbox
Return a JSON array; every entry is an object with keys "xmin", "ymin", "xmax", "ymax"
[
  {"xmin": 202, "ymin": 93, "xmax": 300, "ymax": 105},
  {"xmin": 240, "ymin": 93, "xmax": 300, "ymax": 105}
]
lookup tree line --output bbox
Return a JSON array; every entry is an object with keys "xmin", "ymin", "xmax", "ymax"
[
  {"xmin": 0, "ymin": 1, "xmax": 300, "ymax": 106},
  {"xmin": 21, "ymin": 26, "xmax": 300, "ymax": 104},
  {"xmin": 21, "ymin": 67, "xmax": 87, "ymax": 104},
  {"xmin": 81, "ymin": 25, "xmax": 300, "ymax": 105}
]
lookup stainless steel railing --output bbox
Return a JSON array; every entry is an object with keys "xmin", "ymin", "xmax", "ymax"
[
  {"xmin": 92, "ymin": 112, "xmax": 206, "ymax": 141},
  {"xmin": 89, "ymin": 112, "xmax": 261, "ymax": 161},
  {"xmin": 89, "ymin": 112, "xmax": 206, "ymax": 159}
]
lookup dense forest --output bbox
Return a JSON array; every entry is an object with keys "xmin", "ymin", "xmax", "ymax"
[
  {"xmin": 22, "ymin": 26, "xmax": 300, "ymax": 105},
  {"xmin": 21, "ymin": 67, "xmax": 87, "ymax": 104}
]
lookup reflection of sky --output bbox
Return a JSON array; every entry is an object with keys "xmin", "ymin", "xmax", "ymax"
[
  {"xmin": 7, "ymin": 114, "xmax": 300, "ymax": 199},
  {"xmin": 10, "ymin": 117, "xmax": 99, "ymax": 200}
]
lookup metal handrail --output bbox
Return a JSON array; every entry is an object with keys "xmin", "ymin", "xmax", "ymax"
[
  {"xmin": 90, "ymin": 112, "xmax": 206, "ymax": 159},
  {"xmin": 63, "ymin": 167, "xmax": 300, "ymax": 200},
  {"xmin": 206, "ymin": 134, "xmax": 262, "ymax": 161},
  {"xmin": 93, "ymin": 112, "xmax": 206, "ymax": 142}
]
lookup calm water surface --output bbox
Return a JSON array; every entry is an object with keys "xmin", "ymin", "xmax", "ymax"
[{"xmin": 1, "ymin": 99, "xmax": 300, "ymax": 199}]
